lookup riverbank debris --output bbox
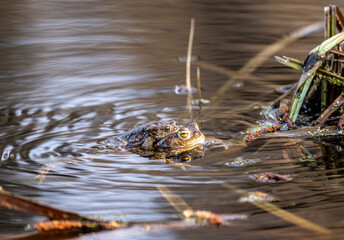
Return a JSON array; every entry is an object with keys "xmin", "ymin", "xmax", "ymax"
[
  {"xmin": 239, "ymin": 191, "xmax": 276, "ymax": 203},
  {"xmin": 175, "ymin": 84, "xmax": 197, "ymax": 94},
  {"xmin": 34, "ymin": 219, "xmax": 122, "ymax": 234},
  {"xmin": 225, "ymin": 157, "xmax": 261, "ymax": 167},
  {"xmin": 244, "ymin": 121, "xmax": 280, "ymax": 143},
  {"xmin": 249, "ymin": 172, "xmax": 291, "ymax": 183},
  {"xmin": 183, "ymin": 209, "xmax": 224, "ymax": 227}
]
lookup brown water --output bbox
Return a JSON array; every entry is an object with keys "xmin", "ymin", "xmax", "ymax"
[{"xmin": 1, "ymin": 1, "xmax": 344, "ymax": 239}]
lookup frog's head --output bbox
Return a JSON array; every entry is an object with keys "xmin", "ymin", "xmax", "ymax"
[{"xmin": 157, "ymin": 122, "xmax": 205, "ymax": 150}]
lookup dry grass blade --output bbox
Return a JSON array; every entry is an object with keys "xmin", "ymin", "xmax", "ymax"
[
  {"xmin": 157, "ymin": 186, "xmax": 224, "ymax": 227},
  {"xmin": 195, "ymin": 61, "xmax": 238, "ymax": 78},
  {"xmin": 210, "ymin": 22, "xmax": 323, "ymax": 107},
  {"xmin": 250, "ymin": 201, "xmax": 331, "ymax": 234},
  {"xmin": 276, "ymin": 56, "xmax": 344, "ymax": 84},
  {"xmin": 221, "ymin": 183, "xmax": 331, "ymax": 234},
  {"xmin": 156, "ymin": 186, "xmax": 191, "ymax": 213}
]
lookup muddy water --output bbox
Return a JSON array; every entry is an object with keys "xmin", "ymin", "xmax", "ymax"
[{"xmin": 1, "ymin": 0, "xmax": 344, "ymax": 239}]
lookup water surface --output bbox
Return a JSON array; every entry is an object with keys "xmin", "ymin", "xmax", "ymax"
[{"xmin": 1, "ymin": 1, "xmax": 344, "ymax": 239}]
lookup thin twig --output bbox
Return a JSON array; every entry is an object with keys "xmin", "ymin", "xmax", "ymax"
[
  {"xmin": 316, "ymin": 92, "xmax": 344, "ymax": 125},
  {"xmin": 329, "ymin": 49, "xmax": 344, "ymax": 57},
  {"xmin": 336, "ymin": 6, "xmax": 344, "ymax": 31},
  {"xmin": 270, "ymin": 83, "xmax": 297, "ymax": 107}
]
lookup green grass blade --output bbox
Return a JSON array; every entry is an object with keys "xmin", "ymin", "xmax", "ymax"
[
  {"xmin": 291, "ymin": 72, "xmax": 316, "ymax": 122},
  {"xmin": 311, "ymin": 32, "xmax": 344, "ymax": 54}
]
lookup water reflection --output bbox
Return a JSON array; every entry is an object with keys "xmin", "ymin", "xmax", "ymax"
[{"xmin": 315, "ymin": 138, "xmax": 344, "ymax": 172}]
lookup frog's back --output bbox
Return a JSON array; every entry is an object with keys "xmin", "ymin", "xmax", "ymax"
[{"xmin": 103, "ymin": 120, "xmax": 179, "ymax": 150}]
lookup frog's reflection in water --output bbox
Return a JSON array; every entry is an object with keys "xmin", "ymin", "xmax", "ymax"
[{"xmin": 163, "ymin": 146, "xmax": 205, "ymax": 163}]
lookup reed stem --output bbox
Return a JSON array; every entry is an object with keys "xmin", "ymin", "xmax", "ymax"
[
  {"xmin": 196, "ymin": 67, "xmax": 202, "ymax": 101},
  {"xmin": 186, "ymin": 18, "xmax": 195, "ymax": 92}
]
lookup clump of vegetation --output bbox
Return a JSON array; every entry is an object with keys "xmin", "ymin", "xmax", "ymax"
[
  {"xmin": 274, "ymin": 5, "xmax": 344, "ymax": 129},
  {"xmin": 245, "ymin": 5, "xmax": 344, "ymax": 143}
]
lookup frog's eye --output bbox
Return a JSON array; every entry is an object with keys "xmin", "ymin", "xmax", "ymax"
[
  {"xmin": 165, "ymin": 125, "xmax": 171, "ymax": 132},
  {"xmin": 181, "ymin": 156, "xmax": 190, "ymax": 162},
  {"xmin": 178, "ymin": 130, "xmax": 190, "ymax": 139}
]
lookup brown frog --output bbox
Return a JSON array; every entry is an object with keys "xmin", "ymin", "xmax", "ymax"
[{"xmin": 103, "ymin": 121, "xmax": 206, "ymax": 159}]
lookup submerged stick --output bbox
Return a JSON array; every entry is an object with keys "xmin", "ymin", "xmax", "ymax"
[
  {"xmin": 0, "ymin": 186, "xmax": 123, "ymax": 234},
  {"xmin": 0, "ymin": 186, "xmax": 93, "ymax": 222},
  {"xmin": 186, "ymin": 18, "xmax": 195, "ymax": 92}
]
